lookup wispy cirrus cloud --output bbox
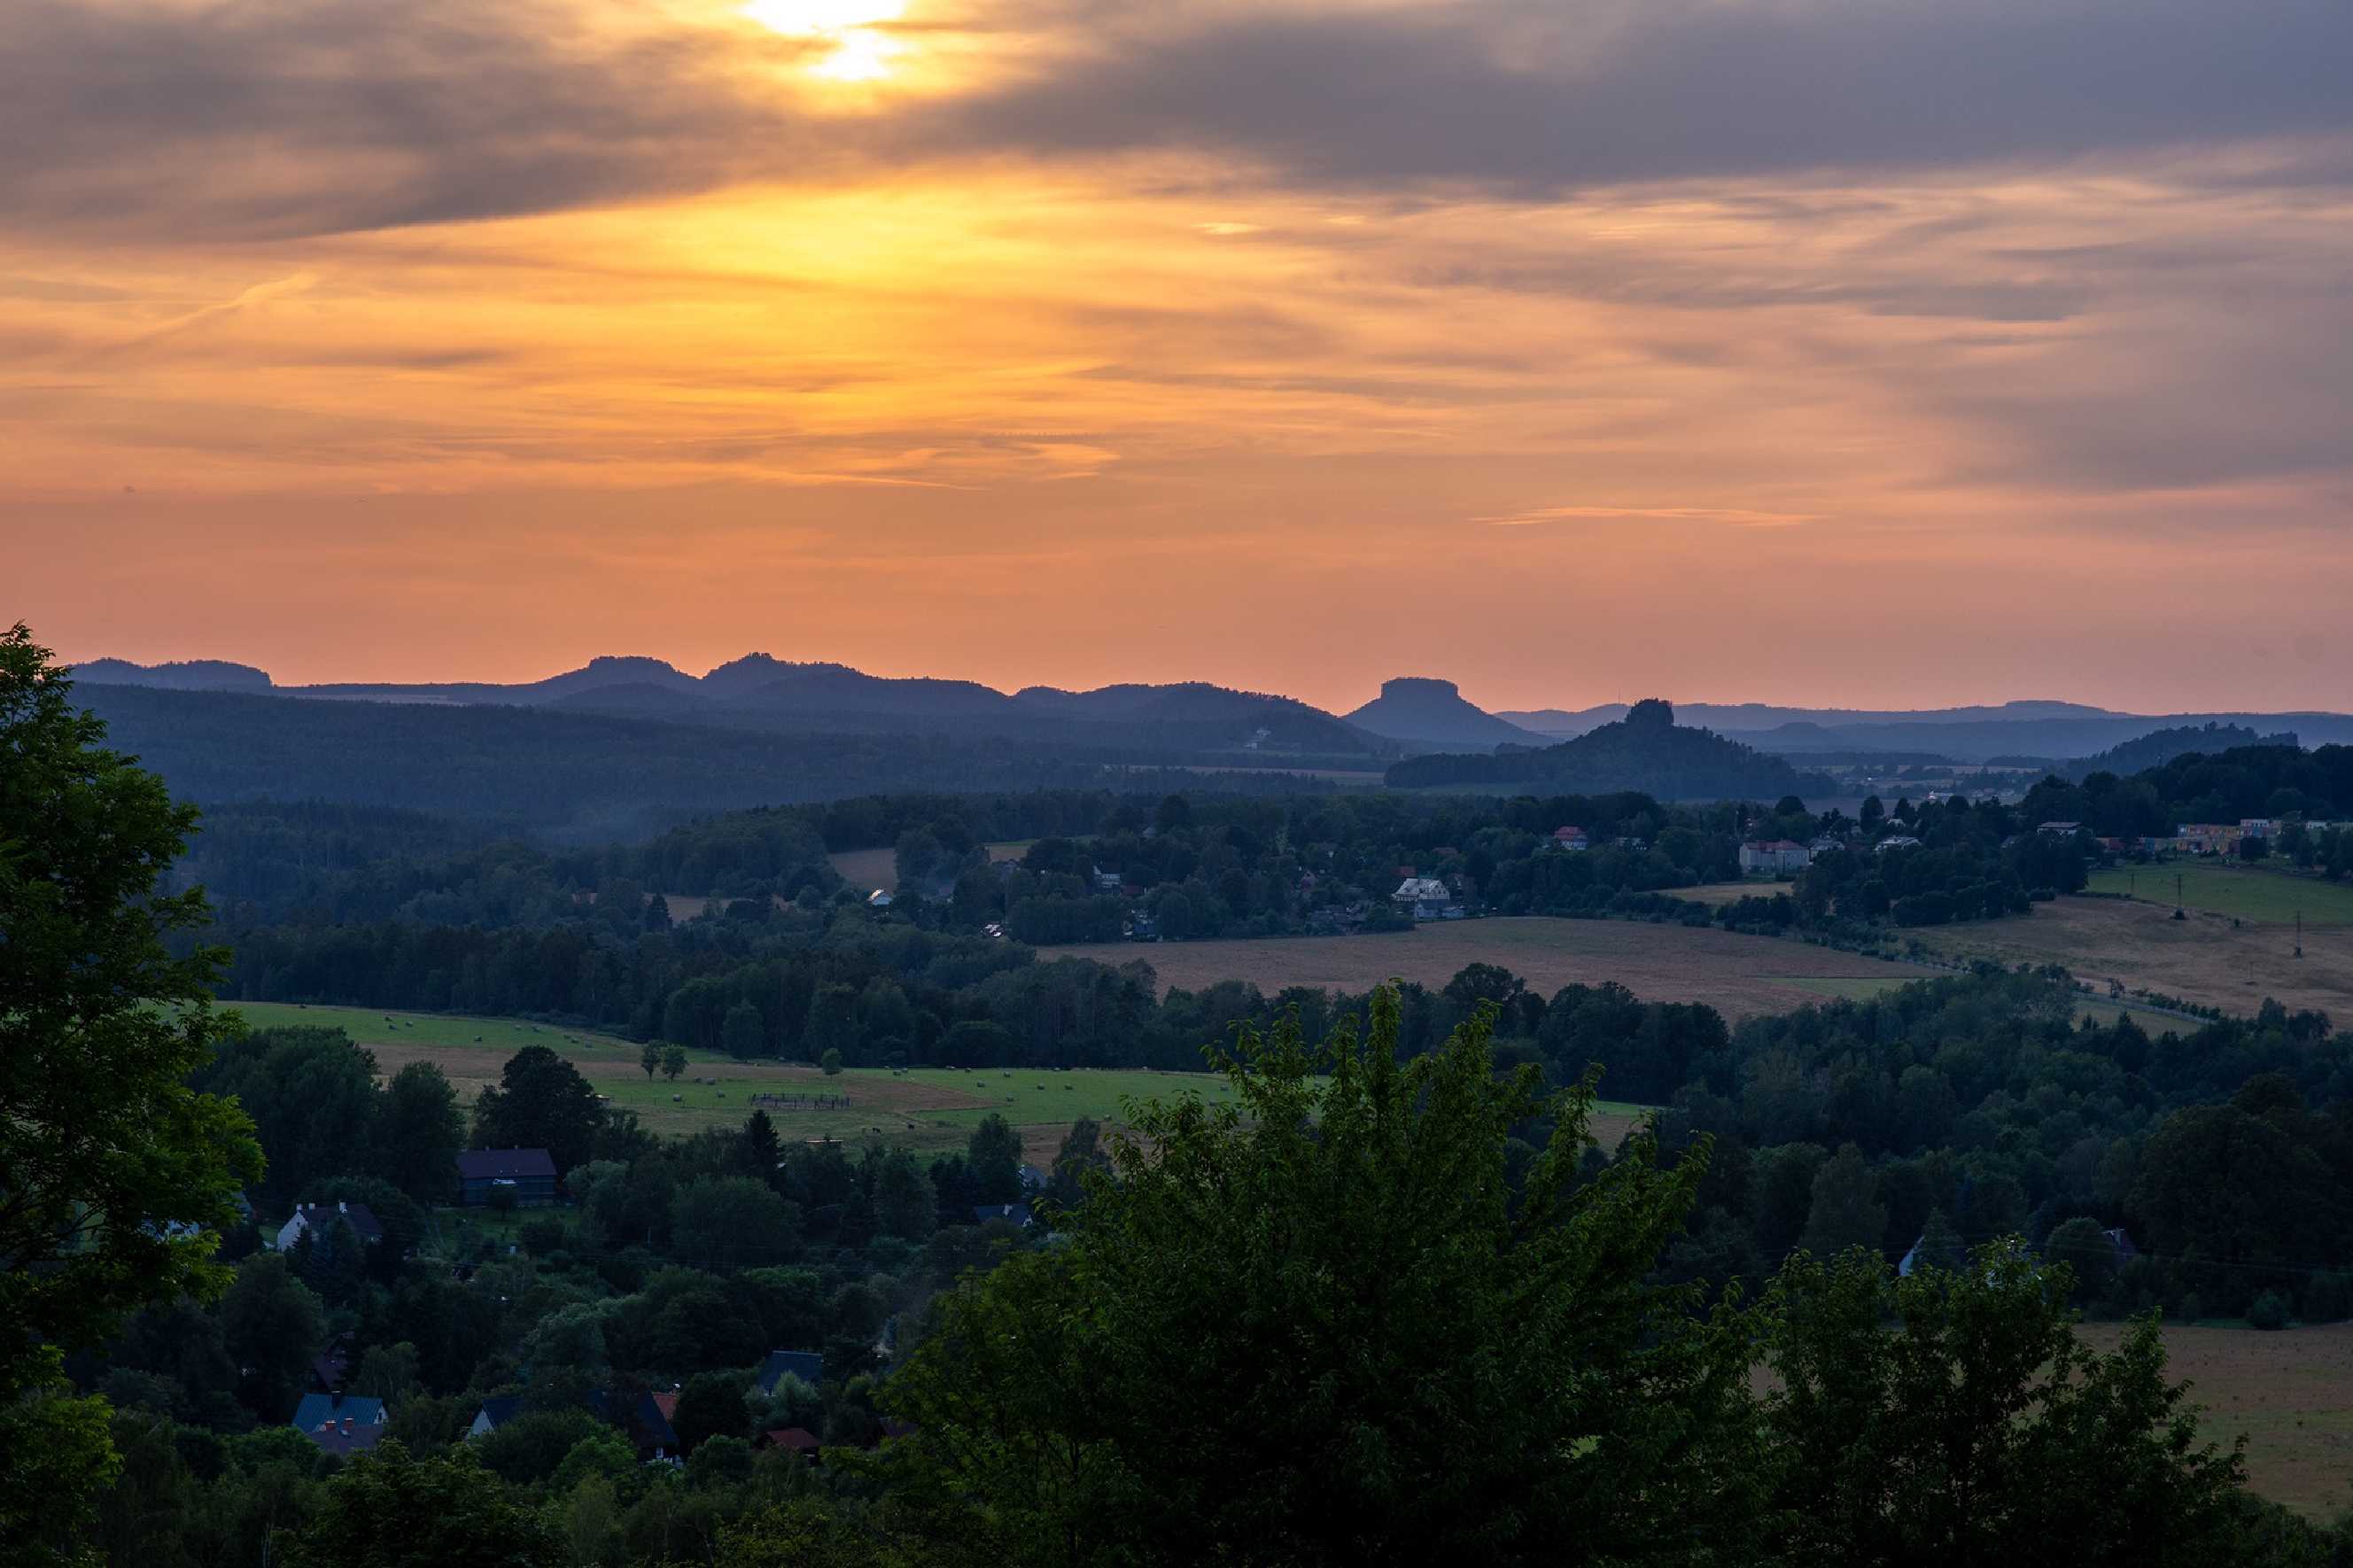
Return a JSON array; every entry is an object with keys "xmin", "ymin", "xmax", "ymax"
[{"xmin": 1480, "ymin": 505, "xmax": 1821, "ymax": 528}]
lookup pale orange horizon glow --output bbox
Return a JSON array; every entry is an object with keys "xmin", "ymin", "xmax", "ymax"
[{"xmin": 9, "ymin": 0, "xmax": 2352, "ymax": 714}]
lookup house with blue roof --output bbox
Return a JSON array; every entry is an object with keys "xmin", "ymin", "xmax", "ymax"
[
  {"xmin": 291, "ymin": 1391, "xmax": 386, "ymax": 1454},
  {"xmin": 756, "ymin": 1349, "xmax": 826, "ymax": 1395}
]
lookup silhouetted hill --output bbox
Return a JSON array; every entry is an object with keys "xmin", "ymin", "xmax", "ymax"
[
  {"xmin": 1346, "ymin": 678, "xmax": 1549, "ymax": 749},
  {"xmin": 71, "ymin": 657, "xmax": 274, "ymax": 693},
  {"xmin": 66, "ymin": 684, "xmax": 1342, "ymax": 840},
  {"xmin": 1386, "ymin": 699, "xmax": 1833, "ymax": 799},
  {"xmin": 2065, "ymin": 722, "xmax": 2300, "ymax": 782}
]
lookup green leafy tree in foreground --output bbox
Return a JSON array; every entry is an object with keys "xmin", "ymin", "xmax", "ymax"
[
  {"xmin": 872, "ymin": 987, "xmax": 1763, "ymax": 1568},
  {"xmin": 1764, "ymin": 1239, "xmax": 2248, "ymax": 1566},
  {"xmin": 0, "ymin": 624, "xmax": 262, "ymax": 1559},
  {"xmin": 282, "ymin": 1443, "xmax": 560, "ymax": 1568}
]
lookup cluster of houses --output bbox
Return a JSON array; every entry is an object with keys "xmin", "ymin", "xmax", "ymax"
[
  {"xmin": 290, "ymin": 1347, "xmax": 857, "ymax": 1463},
  {"xmin": 268, "ymin": 1153, "xmax": 563, "ymax": 1271},
  {"xmin": 273, "ymin": 1150, "xmax": 1033, "ymax": 1460},
  {"xmin": 2045, "ymin": 817, "xmax": 2330, "ymax": 858}
]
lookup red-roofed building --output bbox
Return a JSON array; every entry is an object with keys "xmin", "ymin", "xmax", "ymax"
[{"xmin": 761, "ymin": 1427, "xmax": 822, "ymax": 1456}]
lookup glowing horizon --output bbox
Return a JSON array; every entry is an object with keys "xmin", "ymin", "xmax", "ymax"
[{"xmin": 9, "ymin": 0, "xmax": 2351, "ymax": 713}]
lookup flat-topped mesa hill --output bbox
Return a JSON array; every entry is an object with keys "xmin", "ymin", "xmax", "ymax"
[
  {"xmin": 1344, "ymin": 677, "xmax": 1550, "ymax": 749},
  {"xmin": 1386, "ymin": 697, "xmax": 1834, "ymax": 800}
]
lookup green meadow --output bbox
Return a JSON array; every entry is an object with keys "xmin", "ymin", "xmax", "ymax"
[{"xmin": 2087, "ymin": 862, "xmax": 2353, "ymax": 926}]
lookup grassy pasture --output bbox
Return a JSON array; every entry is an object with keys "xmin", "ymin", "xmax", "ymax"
[
  {"xmin": 1125, "ymin": 918, "xmax": 1930, "ymax": 1022},
  {"xmin": 2072, "ymin": 1322, "xmax": 2353, "ymax": 1518},
  {"xmin": 223, "ymin": 1000, "xmax": 1646, "ymax": 1161},
  {"xmin": 225, "ymin": 1001, "xmax": 1236, "ymax": 1162},
  {"xmin": 2087, "ymin": 861, "xmax": 2353, "ymax": 927}
]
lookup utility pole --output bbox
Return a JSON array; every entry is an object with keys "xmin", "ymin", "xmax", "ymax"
[
  {"xmin": 2173, "ymin": 873, "xmax": 2186, "ymax": 921},
  {"xmin": 2296, "ymin": 910, "xmax": 2303, "ymax": 959}
]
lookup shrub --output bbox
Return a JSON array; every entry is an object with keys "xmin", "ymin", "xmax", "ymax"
[
  {"xmin": 2248, "ymin": 1291, "xmax": 2291, "ymax": 1331},
  {"xmin": 2304, "ymin": 1272, "xmax": 2353, "ymax": 1323}
]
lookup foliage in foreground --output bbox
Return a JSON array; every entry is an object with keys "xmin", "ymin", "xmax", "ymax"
[
  {"xmin": 882, "ymin": 990, "xmax": 1750, "ymax": 1565},
  {"xmin": 872, "ymin": 990, "xmax": 2309, "ymax": 1567},
  {"xmin": 0, "ymin": 625, "xmax": 262, "ymax": 1560}
]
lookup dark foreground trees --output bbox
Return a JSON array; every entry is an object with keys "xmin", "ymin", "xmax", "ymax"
[
  {"xmin": 874, "ymin": 990, "xmax": 1766, "ymax": 1567},
  {"xmin": 280, "ymin": 1444, "xmax": 560, "ymax": 1568},
  {"xmin": 874, "ymin": 986, "xmax": 2310, "ymax": 1568},
  {"xmin": 1765, "ymin": 1242, "xmax": 2248, "ymax": 1566},
  {"xmin": 0, "ymin": 625, "xmax": 261, "ymax": 1559}
]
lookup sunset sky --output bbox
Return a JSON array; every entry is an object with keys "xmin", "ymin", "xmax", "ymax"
[{"xmin": 9, "ymin": 0, "xmax": 2351, "ymax": 713}]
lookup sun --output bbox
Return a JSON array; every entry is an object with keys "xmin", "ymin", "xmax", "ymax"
[{"xmin": 742, "ymin": 0, "xmax": 906, "ymax": 80}]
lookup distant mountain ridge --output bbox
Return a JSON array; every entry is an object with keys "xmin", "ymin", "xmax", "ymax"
[
  {"xmin": 1501, "ymin": 699, "xmax": 2353, "ymax": 760},
  {"xmin": 69, "ymin": 652, "xmax": 2353, "ymax": 765},
  {"xmin": 69, "ymin": 657, "xmax": 276, "ymax": 694},
  {"xmin": 69, "ymin": 651, "xmax": 1399, "ymax": 773}
]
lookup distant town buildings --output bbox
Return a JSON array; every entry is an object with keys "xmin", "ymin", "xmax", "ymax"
[
  {"xmin": 274, "ymin": 1200, "xmax": 384, "ymax": 1254},
  {"xmin": 1390, "ymin": 877, "xmax": 1456, "ymax": 920},
  {"xmin": 1738, "ymin": 840, "xmax": 1813, "ymax": 875}
]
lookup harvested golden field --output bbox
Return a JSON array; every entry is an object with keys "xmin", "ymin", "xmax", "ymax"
[
  {"xmin": 1131, "ymin": 918, "xmax": 1926, "ymax": 1021},
  {"xmin": 2074, "ymin": 1323, "xmax": 2353, "ymax": 1518},
  {"xmin": 1675, "ymin": 880, "xmax": 1798, "ymax": 906},
  {"xmin": 1909, "ymin": 896, "xmax": 2353, "ymax": 1019}
]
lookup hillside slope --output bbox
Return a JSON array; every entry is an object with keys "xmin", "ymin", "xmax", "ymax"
[{"xmin": 1387, "ymin": 699, "xmax": 1832, "ymax": 800}]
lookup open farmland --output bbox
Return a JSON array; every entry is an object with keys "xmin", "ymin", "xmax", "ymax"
[
  {"xmin": 1908, "ymin": 896, "xmax": 2353, "ymax": 1019},
  {"xmin": 225, "ymin": 1001, "xmax": 1242, "ymax": 1161},
  {"xmin": 224, "ymin": 1000, "xmax": 1643, "ymax": 1161},
  {"xmin": 1676, "ymin": 880, "xmax": 1798, "ymax": 906},
  {"xmin": 1130, "ymin": 917, "xmax": 1928, "ymax": 1021},
  {"xmin": 2073, "ymin": 1323, "xmax": 2353, "ymax": 1518},
  {"xmin": 828, "ymin": 839, "xmax": 1032, "ymax": 894},
  {"xmin": 2086, "ymin": 861, "xmax": 2353, "ymax": 927}
]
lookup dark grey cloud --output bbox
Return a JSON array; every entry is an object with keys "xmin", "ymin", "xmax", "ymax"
[
  {"xmin": 4, "ymin": 0, "xmax": 2351, "ymax": 243},
  {"xmin": 0, "ymin": 0, "xmax": 828, "ymax": 239},
  {"xmin": 947, "ymin": 0, "xmax": 2353, "ymax": 191}
]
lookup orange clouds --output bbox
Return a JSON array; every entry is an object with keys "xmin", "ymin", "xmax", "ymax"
[{"xmin": 7, "ymin": 0, "xmax": 2353, "ymax": 711}]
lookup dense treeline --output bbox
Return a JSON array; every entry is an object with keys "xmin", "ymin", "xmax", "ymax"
[
  {"xmin": 1332, "ymin": 959, "xmax": 2353, "ymax": 1324},
  {"xmin": 75, "ymin": 1025, "xmax": 1090, "ymax": 1564},
  {"xmin": 2028, "ymin": 742, "xmax": 2353, "ymax": 835},
  {"xmin": 2064, "ymin": 722, "xmax": 2297, "ymax": 781},
  {"xmin": 68, "ymin": 993, "xmax": 2350, "ymax": 1567}
]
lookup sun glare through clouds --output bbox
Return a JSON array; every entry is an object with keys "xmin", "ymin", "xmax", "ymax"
[{"xmin": 742, "ymin": 0, "xmax": 905, "ymax": 78}]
